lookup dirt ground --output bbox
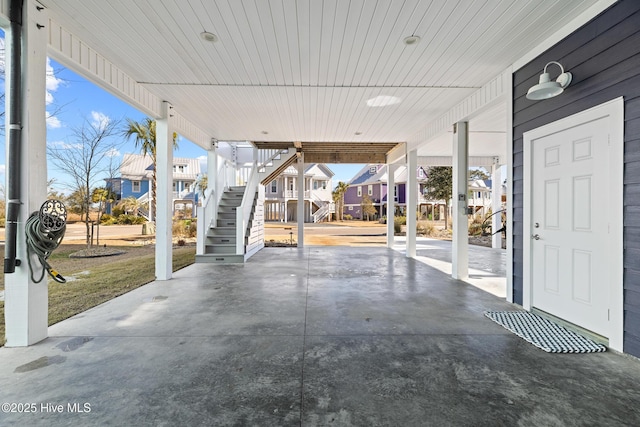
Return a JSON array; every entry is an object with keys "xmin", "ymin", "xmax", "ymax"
[{"xmin": 264, "ymin": 220, "xmax": 503, "ymax": 248}]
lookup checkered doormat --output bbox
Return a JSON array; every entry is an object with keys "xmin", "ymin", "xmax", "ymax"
[{"xmin": 484, "ymin": 311, "xmax": 607, "ymax": 353}]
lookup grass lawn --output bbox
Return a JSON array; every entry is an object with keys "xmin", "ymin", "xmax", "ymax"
[{"xmin": 0, "ymin": 244, "xmax": 195, "ymax": 346}]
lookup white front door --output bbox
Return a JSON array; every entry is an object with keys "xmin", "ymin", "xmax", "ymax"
[{"xmin": 531, "ymin": 116, "xmax": 610, "ymax": 336}]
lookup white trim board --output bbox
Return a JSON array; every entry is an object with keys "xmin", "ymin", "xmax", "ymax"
[{"xmin": 522, "ymin": 97, "xmax": 624, "ymax": 352}]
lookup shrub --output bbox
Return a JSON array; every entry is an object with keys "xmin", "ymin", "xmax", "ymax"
[
  {"xmin": 116, "ymin": 214, "xmax": 146, "ymax": 225},
  {"xmin": 468, "ymin": 214, "xmax": 484, "ymax": 236},
  {"xmin": 343, "ymin": 214, "xmax": 353, "ymax": 220},
  {"xmin": 417, "ymin": 220, "xmax": 435, "ymax": 236},
  {"xmin": 393, "ymin": 216, "xmax": 406, "ymax": 234},
  {"xmin": 172, "ymin": 219, "xmax": 197, "ymax": 237},
  {"xmin": 100, "ymin": 213, "xmax": 113, "ymax": 224},
  {"xmin": 111, "ymin": 207, "xmax": 125, "ymax": 217}
]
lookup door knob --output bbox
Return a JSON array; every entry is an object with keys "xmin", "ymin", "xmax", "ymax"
[{"xmin": 532, "ymin": 234, "xmax": 541, "ymax": 240}]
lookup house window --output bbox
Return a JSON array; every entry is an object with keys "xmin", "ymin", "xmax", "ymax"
[
  {"xmin": 348, "ymin": 206, "xmax": 353, "ymax": 211},
  {"xmin": 322, "ymin": 181, "xmax": 327, "ymax": 189},
  {"xmin": 369, "ymin": 166, "xmax": 376, "ymax": 174},
  {"xmin": 173, "ymin": 164, "xmax": 187, "ymax": 173},
  {"xmin": 313, "ymin": 181, "xmax": 319, "ymax": 190},
  {"xmin": 368, "ymin": 185, "xmax": 373, "ymax": 196},
  {"xmin": 394, "ymin": 185, "xmax": 398, "ymax": 201},
  {"xmin": 132, "ymin": 181, "xmax": 141, "ymax": 193},
  {"xmin": 357, "ymin": 186, "xmax": 362, "ymax": 197},
  {"xmin": 271, "ymin": 180, "xmax": 277, "ymax": 193}
]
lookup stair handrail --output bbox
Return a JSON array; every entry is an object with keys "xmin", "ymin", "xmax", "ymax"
[
  {"xmin": 196, "ymin": 187, "xmax": 214, "ymax": 255},
  {"xmin": 236, "ymin": 156, "xmax": 259, "ymax": 255},
  {"xmin": 257, "ymin": 148, "xmax": 288, "ymax": 172}
]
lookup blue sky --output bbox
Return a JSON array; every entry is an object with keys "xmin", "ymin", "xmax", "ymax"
[{"xmin": 0, "ymin": 31, "xmax": 361, "ymax": 195}]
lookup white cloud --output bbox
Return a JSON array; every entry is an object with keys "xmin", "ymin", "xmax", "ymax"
[
  {"xmin": 49, "ymin": 140, "xmax": 82, "ymax": 150},
  {"xmin": 46, "ymin": 57, "xmax": 62, "ymax": 95},
  {"xmin": 91, "ymin": 111, "xmax": 111, "ymax": 131},
  {"xmin": 0, "ymin": 164, "xmax": 5, "ymax": 175},
  {"xmin": 106, "ymin": 147, "xmax": 121, "ymax": 158},
  {"xmin": 46, "ymin": 112, "xmax": 62, "ymax": 129}
]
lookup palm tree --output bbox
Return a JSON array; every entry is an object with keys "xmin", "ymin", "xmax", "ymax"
[
  {"xmin": 334, "ymin": 181, "xmax": 349, "ymax": 221},
  {"xmin": 121, "ymin": 196, "xmax": 142, "ymax": 216},
  {"xmin": 195, "ymin": 173, "xmax": 208, "ymax": 200},
  {"xmin": 123, "ymin": 118, "xmax": 177, "ymax": 221}
]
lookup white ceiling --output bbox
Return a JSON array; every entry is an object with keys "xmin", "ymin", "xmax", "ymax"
[{"xmin": 39, "ymin": 0, "xmax": 601, "ymax": 152}]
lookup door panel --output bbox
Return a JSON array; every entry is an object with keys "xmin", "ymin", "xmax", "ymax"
[{"xmin": 531, "ymin": 117, "xmax": 609, "ymax": 336}]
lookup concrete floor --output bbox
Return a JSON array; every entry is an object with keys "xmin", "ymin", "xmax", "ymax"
[{"xmin": 1, "ymin": 246, "xmax": 640, "ymax": 426}]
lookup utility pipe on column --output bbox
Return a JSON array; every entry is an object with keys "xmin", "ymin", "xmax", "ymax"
[{"xmin": 4, "ymin": 0, "xmax": 24, "ymax": 274}]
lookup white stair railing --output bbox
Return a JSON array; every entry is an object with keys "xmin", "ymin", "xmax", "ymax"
[
  {"xmin": 196, "ymin": 187, "xmax": 214, "ymax": 255},
  {"xmin": 236, "ymin": 161, "xmax": 259, "ymax": 255},
  {"xmin": 257, "ymin": 148, "xmax": 289, "ymax": 172}
]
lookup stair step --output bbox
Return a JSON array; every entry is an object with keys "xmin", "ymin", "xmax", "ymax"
[
  {"xmin": 217, "ymin": 219, "xmax": 237, "ymax": 227},
  {"xmin": 209, "ymin": 227, "xmax": 235, "ymax": 236},
  {"xmin": 207, "ymin": 236, "xmax": 236, "ymax": 244},
  {"xmin": 218, "ymin": 212, "xmax": 236, "ymax": 219},
  {"xmin": 195, "ymin": 254, "xmax": 244, "ymax": 264},
  {"xmin": 205, "ymin": 244, "xmax": 236, "ymax": 254}
]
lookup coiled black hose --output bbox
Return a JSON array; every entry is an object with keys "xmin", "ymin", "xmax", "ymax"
[{"xmin": 25, "ymin": 211, "xmax": 66, "ymax": 283}]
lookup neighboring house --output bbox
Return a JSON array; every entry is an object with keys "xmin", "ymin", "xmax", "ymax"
[
  {"xmin": 106, "ymin": 153, "xmax": 201, "ymax": 218},
  {"xmin": 264, "ymin": 163, "xmax": 334, "ymax": 223},
  {"xmin": 343, "ymin": 165, "xmax": 500, "ymax": 220},
  {"xmin": 343, "ymin": 164, "xmax": 435, "ymax": 220}
]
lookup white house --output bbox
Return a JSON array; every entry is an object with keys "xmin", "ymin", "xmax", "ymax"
[{"xmin": 264, "ymin": 163, "xmax": 334, "ymax": 223}]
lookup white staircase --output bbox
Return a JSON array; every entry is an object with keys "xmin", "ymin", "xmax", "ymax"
[
  {"xmin": 195, "ymin": 146, "xmax": 296, "ymax": 264},
  {"xmin": 312, "ymin": 200, "xmax": 332, "ymax": 223},
  {"xmin": 196, "ymin": 186, "xmax": 255, "ymax": 264}
]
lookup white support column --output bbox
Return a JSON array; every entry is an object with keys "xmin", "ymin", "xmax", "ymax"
[
  {"xmin": 155, "ymin": 101, "xmax": 173, "ymax": 281},
  {"xmin": 386, "ymin": 163, "xmax": 397, "ymax": 248},
  {"xmin": 452, "ymin": 121, "xmax": 469, "ymax": 280},
  {"xmin": 491, "ymin": 162, "xmax": 503, "ymax": 249},
  {"xmin": 4, "ymin": 0, "xmax": 49, "ymax": 346},
  {"xmin": 207, "ymin": 140, "xmax": 217, "ymax": 222},
  {"xmin": 297, "ymin": 153, "xmax": 305, "ymax": 247},
  {"xmin": 406, "ymin": 150, "xmax": 417, "ymax": 258}
]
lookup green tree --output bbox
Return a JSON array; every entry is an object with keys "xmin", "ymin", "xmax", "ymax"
[
  {"xmin": 469, "ymin": 167, "xmax": 490, "ymax": 181},
  {"xmin": 332, "ymin": 181, "xmax": 349, "ymax": 221},
  {"xmin": 120, "ymin": 196, "xmax": 142, "ymax": 217},
  {"xmin": 122, "ymin": 118, "xmax": 178, "ymax": 221},
  {"xmin": 65, "ymin": 189, "xmax": 88, "ymax": 221},
  {"xmin": 92, "ymin": 187, "xmax": 116, "ymax": 245},
  {"xmin": 361, "ymin": 194, "xmax": 376, "ymax": 221},
  {"xmin": 424, "ymin": 166, "xmax": 453, "ymax": 229}
]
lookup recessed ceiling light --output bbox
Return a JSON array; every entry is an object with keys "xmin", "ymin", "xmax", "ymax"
[
  {"xmin": 403, "ymin": 35, "xmax": 420, "ymax": 46},
  {"xmin": 200, "ymin": 31, "xmax": 218, "ymax": 42},
  {"xmin": 366, "ymin": 95, "xmax": 402, "ymax": 107},
  {"xmin": 354, "ymin": 132, "xmax": 362, "ymax": 135},
  {"xmin": 261, "ymin": 131, "xmax": 269, "ymax": 135}
]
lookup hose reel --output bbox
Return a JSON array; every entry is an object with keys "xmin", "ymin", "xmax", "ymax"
[{"xmin": 25, "ymin": 199, "xmax": 67, "ymax": 283}]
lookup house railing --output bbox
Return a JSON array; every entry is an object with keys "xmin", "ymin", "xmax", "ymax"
[{"xmin": 284, "ymin": 190, "xmax": 310, "ymax": 198}]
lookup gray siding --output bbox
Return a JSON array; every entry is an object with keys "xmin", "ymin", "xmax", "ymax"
[{"xmin": 512, "ymin": 0, "xmax": 640, "ymax": 356}]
